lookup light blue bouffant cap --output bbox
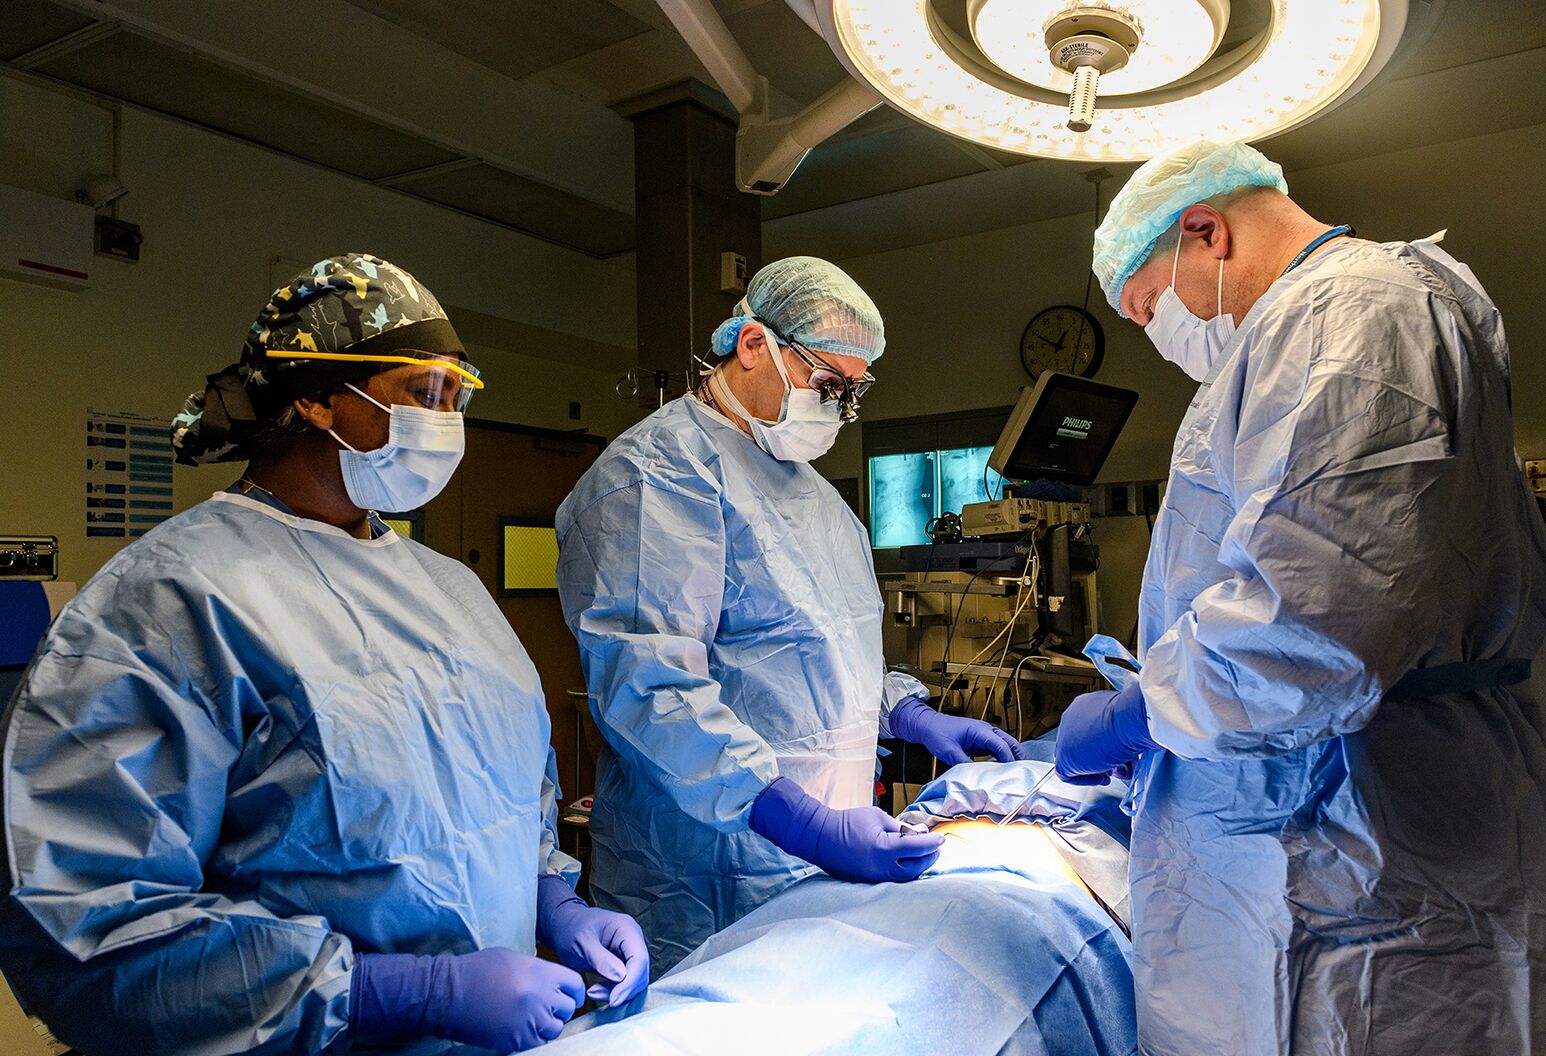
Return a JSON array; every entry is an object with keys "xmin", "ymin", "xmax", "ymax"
[
  {"xmin": 1092, "ymin": 141, "xmax": 1288, "ymax": 316},
  {"xmin": 710, "ymin": 256, "xmax": 886, "ymax": 363}
]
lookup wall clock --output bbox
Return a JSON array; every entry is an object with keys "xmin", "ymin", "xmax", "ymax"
[{"xmin": 1020, "ymin": 304, "xmax": 1103, "ymax": 379}]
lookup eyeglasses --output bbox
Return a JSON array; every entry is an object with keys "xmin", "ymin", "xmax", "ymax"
[
  {"xmin": 785, "ymin": 342, "xmax": 875, "ymax": 424},
  {"xmin": 268, "ymin": 348, "xmax": 483, "ymax": 413}
]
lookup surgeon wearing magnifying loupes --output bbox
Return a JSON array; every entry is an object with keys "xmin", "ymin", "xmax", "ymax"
[
  {"xmin": 556, "ymin": 256, "xmax": 1028, "ymax": 977},
  {"xmin": 1054, "ymin": 141, "xmax": 1546, "ymax": 1056}
]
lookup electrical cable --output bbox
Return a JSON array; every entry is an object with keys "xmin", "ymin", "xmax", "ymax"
[
  {"xmin": 934, "ymin": 551, "xmax": 1020, "ymax": 703},
  {"xmin": 903, "ymin": 541, "xmax": 938, "ymax": 798},
  {"xmin": 1008, "ymin": 652, "xmax": 1037, "ymax": 740},
  {"xmin": 965, "ymin": 549, "xmax": 1036, "ymax": 714},
  {"xmin": 1070, "ymin": 174, "xmax": 1105, "ymax": 376},
  {"xmin": 960, "ymin": 555, "xmax": 1037, "ymax": 675},
  {"xmin": 929, "ymin": 529, "xmax": 1038, "ymax": 780},
  {"xmin": 981, "ymin": 460, "xmax": 1004, "ymax": 504}
]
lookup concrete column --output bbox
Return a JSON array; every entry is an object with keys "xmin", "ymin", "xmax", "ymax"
[{"xmin": 622, "ymin": 81, "xmax": 762, "ymax": 403}]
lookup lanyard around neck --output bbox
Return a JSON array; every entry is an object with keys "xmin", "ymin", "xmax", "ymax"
[{"xmin": 1282, "ymin": 225, "xmax": 1353, "ymax": 276}]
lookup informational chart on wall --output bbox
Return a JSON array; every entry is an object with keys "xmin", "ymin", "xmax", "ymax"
[{"xmin": 85, "ymin": 409, "xmax": 174, "ymax": 539}]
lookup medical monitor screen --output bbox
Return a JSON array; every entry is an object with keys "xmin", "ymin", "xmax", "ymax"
[
  {"xmin": 867, "ymin": 447, "xmax": 1010, "ymax": 548},
  {"xmin": 500, "ymin": 520, "xmax": 559, "ymax": 595},
  {"xmin": 869, "ymin": 451, "xmax": 936, "ymax": 549},
  {"xmin": 989, "ymin": 373, "xmax": 1138, "ymax": 485}
]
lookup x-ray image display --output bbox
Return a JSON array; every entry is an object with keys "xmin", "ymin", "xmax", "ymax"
[
  {"xmin": 939, "ymin": 445, "xmax": 1004, "ymax": 515},
  {"xmin": 869, "ymin": 452, "xmax": 935, "ymax": 548},
  {"xmin": 869, "ymin": 447, "xmax": 1007, "ymax": 548}
]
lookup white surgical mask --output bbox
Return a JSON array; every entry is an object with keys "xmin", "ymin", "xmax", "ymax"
[
  {"xmin": 1144, "ymin": 237, "xmax": 1236, "ymax": 382},
  {"xmin": 330, "ymin": 383, "xmax": 465, "ymax": 511},
  {"xmin": 708, "ymin": 326, "xmax": 843, "ymax": 463}
]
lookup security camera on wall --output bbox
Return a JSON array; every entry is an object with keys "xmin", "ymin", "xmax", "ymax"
[
  {"xmin": 78, "ymin": 175, "xmax": 128, "ymax": 210},
  {"xmin": 76, "ymin": 174, "xmax": 141, "ymax": 262}
]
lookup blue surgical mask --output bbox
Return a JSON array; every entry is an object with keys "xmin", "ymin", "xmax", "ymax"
[
  {"xmin": 330, "ymin": 384, "xmax": 465, "ymax": 512},
  {"xmin": 1145, "ymin": 237, "xmax": 1236, "ymax": 382}
]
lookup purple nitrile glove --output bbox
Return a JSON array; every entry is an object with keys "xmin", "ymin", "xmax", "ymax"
[
  {"xmin": 536, "ymin": 875, "xmax": 650, "ymax": 1008},
  {"xmin": 1054, "ymin": 682, "xmax": 1159, "ymax": 785},
  {"xmin": 351, "ymin": 946, "xmax": 584, "ymax": 1051},
  {"xmin": 749, "ymin": 777, "xmax": 944, "ymax": 883},
  {"xmin": 888, "ymin": 696, "xmax": 1028, "ymax": 766}
]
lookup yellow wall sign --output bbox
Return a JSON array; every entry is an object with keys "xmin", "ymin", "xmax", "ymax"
[{"xmin": 501, "ymin": 522, "xmax": 559, "ymax": 593}]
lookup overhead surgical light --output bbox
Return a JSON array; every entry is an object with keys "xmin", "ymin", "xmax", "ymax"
[{"xmin": 808, "ymin": 0, "xmax": 1408, "ymax": 161}]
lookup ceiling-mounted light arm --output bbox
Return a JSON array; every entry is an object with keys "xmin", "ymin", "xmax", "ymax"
[
  {"xmin": 654, "ymin": 0, "xmax": 884, "ymax": 194},
  {"xmin": 737, "ymin": 77, "xmax": 881, "ymax": 194},
  {"xmin": 783, "ymin": 0, "xmax": 824, "ymax": 35},
  {"xmin": 654, "ymin": 0, "xmax": 765, "ymax": 115}
]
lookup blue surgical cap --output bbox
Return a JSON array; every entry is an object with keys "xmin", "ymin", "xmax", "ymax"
[
  {"xmin": 710, "ymin": 256, "xmax": 886, "ymax": 363},
  {"xmin": 1092, "ymin": 141, "xmax": 1288, "ymax": 316}
]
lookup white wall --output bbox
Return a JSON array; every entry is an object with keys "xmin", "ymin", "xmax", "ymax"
[
  {"xmin": 0, "ymin": 75, "xmax": 640, "ymax": 585},
  {"xmin": 790, "ymin": 121, "xmax": 1546, "ymax": 637}
]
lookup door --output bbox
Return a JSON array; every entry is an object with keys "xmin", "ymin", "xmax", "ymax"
[{"xmin": 423, "ymin": 420, "xmax": 607, "ymax": 820}]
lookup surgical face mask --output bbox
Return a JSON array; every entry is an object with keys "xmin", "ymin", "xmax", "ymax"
[
  {"xmin": 1144, "ymin": 237, "xmax": 1236, "ymax": 382},
  {"xmin": 330, "ymin": 383, "xmax": 465, "ymax": 511},
  {"xmin": 708, "ymin": 327, "xmax": 843, "ymax": 462}
]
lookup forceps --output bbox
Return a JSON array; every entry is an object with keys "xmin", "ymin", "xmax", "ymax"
[{"xmin": 995, "ymin": 765, "xmax": 1057, "ymax": 827}]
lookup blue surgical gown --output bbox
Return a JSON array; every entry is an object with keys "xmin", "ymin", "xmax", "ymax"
[
  {"xmin": 0, "ymin": 491, "xmax": 578, "ymax": 1056},
  {"xmin": 555, "ymin": 395, "xmax": 923, "ymax": 975},
  {"xmin": 1129, "ymin": 239, "xmax": 1546, "ymax": 1054}
]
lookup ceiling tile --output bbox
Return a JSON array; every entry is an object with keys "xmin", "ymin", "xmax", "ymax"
[
  {"xmin": 343, "ymin": 0, "xmax": 651, "ymax": 81},
  {"xmin": 1265, "ymin": 46, "xmax": 1546, "ymax": 171},
  {"xmin": 762, "ymin": 124, "xmax": 991, "ymax": 218},
  {"xmin": 397, "ymin": 162, "xmax": 635, "ymax": 256},
  {"xmin": 34, "ymin": 33, "xmax": 461, "ymax": 179},
  {"xmin": 0, "ymin": 0, "xmax": 96, "ymax": 61},
  {"xmin": 1382, "ymin": 0, "xmax": 1546, "ymax": 80},
  {"xmin": 728, "ymin": 0, "xmax": 849, "ymax": 106}
]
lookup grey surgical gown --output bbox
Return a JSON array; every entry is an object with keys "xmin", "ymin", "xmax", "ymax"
[{"xmin": 1129, "ymin": 238, "xmax": 1546, "ymax": 1055}]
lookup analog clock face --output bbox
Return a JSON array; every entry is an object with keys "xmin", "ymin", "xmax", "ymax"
[{"xmin": 1020, "ymin": 305, "xmax": 1104, "ymax": 379}]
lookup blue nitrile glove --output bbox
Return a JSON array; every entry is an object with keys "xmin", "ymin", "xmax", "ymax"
[
  {"xmin": 888, "ymin": 696, "xmax": 1028, "ymax": 766},
  {"xmin": 351, "ymin": 947, "xmax": 584, "ymax": 1051},
  {"xmin": 536, "ymin": 875, "xmax": 650, "ymax": 1008},
  {"xmin": 749, "ymin": 777, "xmax": 945, "ymax": 883},
  {"xmin": 1054, "ymin": 682, "xmax": 1160, "ymax": 785}
]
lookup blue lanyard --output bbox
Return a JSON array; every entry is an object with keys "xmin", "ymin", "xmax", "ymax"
[{"xmin": 1282, "ymin": 225, "xmax": 1353, "ymax": 276}]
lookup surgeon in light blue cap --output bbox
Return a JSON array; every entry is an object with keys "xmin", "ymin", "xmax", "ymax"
[
  {"xmin": 1, "ymin": 255, "xmax": 647, "ymax": 1056},
  {"xmin": 556, "ymin": 256, "xmax": 1025, "ymax": 976},
  {"xmin": 1060, "ymin": 141, "xmax": 1546, "ymax": 1055}
]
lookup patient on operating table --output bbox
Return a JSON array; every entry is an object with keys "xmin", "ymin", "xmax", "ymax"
[{"xmin": 543, "ymin": 757, "xmax": 1137, "ymax": 1056}]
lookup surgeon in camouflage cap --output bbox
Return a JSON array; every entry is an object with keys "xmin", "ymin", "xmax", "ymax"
[
  {"xmin": 172, "ymin": 252, "xmax": 476, "ymax": 464},
  {"xmin": 1, "ymin": 253, "xmax": 649, "ymax": 1056}
]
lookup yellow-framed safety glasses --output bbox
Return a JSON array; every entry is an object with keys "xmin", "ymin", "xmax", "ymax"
[{"xmin": 267, "ymin": 348, "xmax": 484, "ymax": 413}]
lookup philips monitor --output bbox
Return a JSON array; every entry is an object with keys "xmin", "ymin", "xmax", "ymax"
[{"xmin": 987, "ymin": 372, "xmax": 1139, "ymax": 486}]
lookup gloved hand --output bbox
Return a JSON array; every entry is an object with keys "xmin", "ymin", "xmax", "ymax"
[
  {"xmin": 749, "ymin": 777, "xmax": 944, "ymax": 883},
  {"xmin": 1054, "ymin": 682, "xmax": 1160, "ymax": 785},
  {"xmin": 536, "ymin": 875, "xmax": 650, "ymax": 1007},
  {"xmin": 888, "ymin": 696, "xmax": 1027, "ymax": 766},
  {"xmin": 351, "ymin": 946, "xmax": 584, "ymax": 1051}
]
